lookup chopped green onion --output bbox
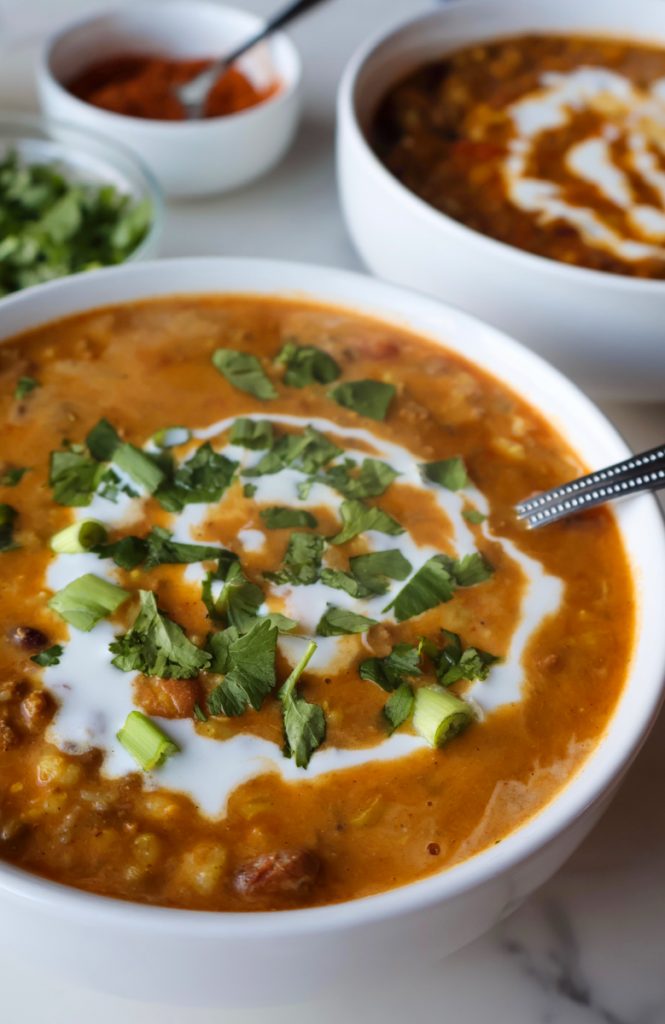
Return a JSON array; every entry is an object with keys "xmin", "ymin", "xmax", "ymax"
[
  {"xmin": 152, "ymin": 426, "xmax": 191, "ymax": 448},
  {"xmin": 14, "ymin": 376, "xmax": 39, "ymax": 400},
  {"xmin": 113, "ymin": 443, "xmax": 165, "ymax": 494},
  {"xmin": 412, "ymin": 685, "xmax": 474, "ymax": 748},
  {"xmin": 50, "ymin": 519, "xmax": 108, "ymax": 554},
  {"xmin": 48, "ymin": 573, "xmax": 130, "ymax": 632},
  {"xmin": 116, "ymin": 710, "xmax": 179, "ymax": 771}
]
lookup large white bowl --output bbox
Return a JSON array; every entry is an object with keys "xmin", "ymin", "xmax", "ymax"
[
  {"xmin": 337, "ymin": 0, "xmax": 665, "ymax": 401},
  {"xmin": 37, "ymin": 1, "xmax": 302, "ymax": 198},
  {"xmin": 0, "ymin": 258, "xmax": 663, "ymax": 1008}
]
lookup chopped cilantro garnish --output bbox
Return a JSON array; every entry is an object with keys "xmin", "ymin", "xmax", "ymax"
[
  {"xmin": 86, "ymin": 418, "xmax": 120, "ymax": 462},
  {"xmin": 110, "ymin": 590, "xmax": 210, "ymax": 678},
  {"xmin": 49, "ymin": 449, "xmax": 105, "ymax": 507},
  {"xmin": 48, "ymin": 573, "xmax": 130, "ymax": 632},
  {"xmin": 0, "ymin": 503, "xmax": 18, "ymax": 552},
  {"xmin": 212, "ymin": 349, "xmax": 277, "ymax": 400},
  {"xmin": 349, "ymin": 549, "xmax": 412, "ymax": 594},
  {"xmin": 117, "ymin": 711, "xmax": 179, "ymax": 771},
  {"xmin": 359, "ymin": 642, "xmax": 422, "ymax": 691},
  {"xmin": 276, "ymin": 341, "xmax": 341, "ymax": 388},
  {"xmin": 229, "ymin": 418, "xmax": 274, "ymax": 450},
  {"xmin": 383, "ymin": 683, "xmax": 415, "ymax": 734},
  {"xmin": 329, "ymin": 499, "xmax": 404, "ymax": 545},
  {"xmin": 463, "ymin": 508, "xmax": 487, "ymax": 525},
  {"xmin": 385, "ymin": 552, "xmax": 493, "ymax": 622},
  {"xmin": 203, "ymin": 558, "xmax": 263, "ymax": 633},
  {"xmin": 96, "ymin": 526, "xmax": 221, "ymax": 570},
  {"xmin": 0, "ymin": 466, "xmax": 29, "ymax": 487},
  {"xmin": 243, "ymin": 482, "xmax": 258, "ymax": 499},
  {"xmin": 260, "ymin": 507, "xmax": 318, "ymax": 530},
  {"xmin": 330, "ymin": 379, "xmax": 395, "ymax": 421},
  {"xmin": 245, "ymin": 427, "xmax": 341, "ymax": 477},
  {"xmin": 318, "ymin": 457, "xmax": 398, "ymax": 499},
  {"xmin": 316, "ymin": 606, "xmax": 378, "ymax": 636},
  {"xmin": 433, "ymin": 629, "xmax": 498, "ymax": 686},
  {"xmin": 279, "ymin": 640, "xmax": 325, "ymax": 768},
  {"xmin": 320, "ymin": 567, "xmax": 370, "ymax": 598},
  {"xmin": 155, "ymin": 443, "xmax": 237, "ymax": 511},
  {"xmin": 422, "ymin": 456, "xmax": 469, "ymax": 491},
  {"xmin": 31, "ymin": 644, "xmax": 64, "ymax": 667},
  {"xmin": 14, "ymin": 376, "xmax": 39, "ymax": 400},
  {"xmin": 207, "ymin": 618, "xmax": 278, "ymax": 716},
  {"xmin": 453, "ymin": 552, "xmax": 494, "ymax": 587},
  {"xmin": 193, "ymin": 702, "xmax": 208, "ymax": 722},
  {"xmin": 95, "ymin": 534, "xmax": 147, "ymax": 570},
  {"xmin": 266, "ymin": 532, "xmax": 325, "ymax": 586}
]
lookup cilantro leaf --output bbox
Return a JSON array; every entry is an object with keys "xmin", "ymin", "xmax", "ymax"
[
  {"xmin": 245, "ymin": 428, "xmax": 341, "ymax": 477},
  {"xmin": 266, "ymin": 533, "xmax": 325, "ymax": 586},
  {"xmin": 435, "ymin": 629, "xmax": 498, "ymax": 686},
  {"xmin": 243, "ymin": 482, "xmax": 258, "ymax": 499},
  {"xmin": 86, "ymin": 418, "xmax": 120, "ymax": 461},
  {"xmin": 276, "ymin": 341, "xmax": 341, "ymax": 388},
  {"xmin": 422, "ymin": 456, "xmax": 469, "ymax": 491},
  {"xmin": 229, "ymin": 418, "xmax": 274, "ymax": 449},
  {"xmin": 96, "ymin": 526, "xmax": 221, "ymax": 570},
  {"xmin": 463, "ymin": 508, "xmax": 487, "ymax": 525},
  {"xmin": 31, "ymin": 644, "xmax": 64, "ymax": 667},
  {"xmin": 359, "ymin": 642, "xmax": 422, "ymax": 691},
  {"xmin": 349, "ymin": 549, "xmax": 412, "ymax": 594},
  {"xmin": 260, "ymin": 507, "xmax": 318, "ymax": 529},
  {"xmin": 453, "ymin": 552, "xmax": 494, "ymax": 587},
  {"xmin": 110, "ymin": 590, "xmax": 210, "ymax": 679},
  {"xmin": 207, "ymin": 618, "xmax": 278, "ymax": 716},
  {"xmin": 96, "ymin": 535, "xmax": 147, "ymax": 570},
  {"xmin": 318, "ymin": 458, "xmax": 398, "ymax": 499},
  {"xmin": 155, "ymin": 443, "xmax": 237, "ymax": 511},
  {"xmin": 385, "ymin": 553, "xmax": 494, "ymax": 622},
  {"xmin": 212, "ymin": 349, "xmax": 277, "ymax": 400},
  {"xmin": 0, "ymin": 503, "xmax": 18, "ymax": 552},
  {"xmin": 203, "ymin": 558, "xmax": 263, "ymax": 633},
  {"xmin": 0, "ymin": 466, "xmax": 28, "ymax": 487},
  {"xmin": 330, "ymin": 379, "xmax": 395, "ymax": 421},
  {"xmin": 320, "ymin": 567, "xmax": 371, "ymax": 598},
  {"xmin": 316, "ymin": 606, "xmax": 377, "ymax": 636},
  {"xmin": 206, "ymin": 626, "xmax": 240, "ymax": 673},
  {"xmin": 49, "ymin": 449, "xmax": 104, "ymax": 507},
  {"xmin": 383, "ymin": 683, "xmax": 415, "ymax": 734},
  {"xmin": 329, "ymin": 499, "xmax": 404, "ymax": 545},
  {"xmin": 279, "ymin": 641, "xmax": 325, "ymax": 768},
  {"xmin": 14, "ymin": 376, "xmax": 39, "ymax": 400}
]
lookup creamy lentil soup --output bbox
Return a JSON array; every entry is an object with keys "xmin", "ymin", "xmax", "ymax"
[
  {"xmin": 372, "ymin": 34, "xmax": 665, "ymax": 278},
  {"xmin": 0, "ymin": 297, "xmax": 632, "ymax": 910}
]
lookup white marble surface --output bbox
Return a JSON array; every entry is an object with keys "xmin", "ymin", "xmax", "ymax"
[{"xmin": 1, "ymin": 1, "xmax": 664, "ymax": 1021}]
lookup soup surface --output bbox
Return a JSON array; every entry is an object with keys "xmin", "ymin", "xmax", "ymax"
[
  {"xmin": 372, "ymin": 34, "xmax": 665, "ymax": 278},
  {"xmin": 0, "ymin": 297, "xmax": 633, "ymax": 910}
]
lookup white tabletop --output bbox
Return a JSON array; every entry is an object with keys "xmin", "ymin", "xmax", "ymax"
[{"xmin": 1, "ymin": 2, "xmax": 664, "ymax": 1021}]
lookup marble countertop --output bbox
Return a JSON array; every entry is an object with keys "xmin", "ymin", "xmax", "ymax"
[{"xmin": 0, "ymin": 1, "xmax": 664, "ymax": 1021}]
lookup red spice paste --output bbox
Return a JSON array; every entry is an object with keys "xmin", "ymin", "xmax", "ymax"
[{"xmin": 67, "ymin": 55, "xmax": 280, "ymax": 120}]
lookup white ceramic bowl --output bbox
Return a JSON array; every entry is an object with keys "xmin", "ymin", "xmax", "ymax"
[
  {"xmin": 337, "ymin": 0, "xmax": 665, "ymax": 401},
  {"xmin": 37, "ymin": 1, "xmax": 302, "ymax": 198},
  {"xmin": 0, "ymin": 258, "xmax": 663, "ymax": 1008}
]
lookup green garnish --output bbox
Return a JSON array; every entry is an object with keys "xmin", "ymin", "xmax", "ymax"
[
  {"xmin": 229, "ymin": 418, "xmax": 274, "ymax": 450},
  {"xmin": 110, "ymin": 590, "xmax": 210, "ymax": 678},
  {"xmin": 245, "ymin": 427, "xmax": 341, "ymax": 477},
  {"xmin": 212, "ymin": 349, "xmax": 277, "ymax": 400},
  {"xmin": 266, "ymin": 533, "xmax": 325, "ymax": 586},
  {"xmin": 279, "ymin": 640, "xmax": 325, "ymax": 768},
  {"xmin": 463, "ymin": 508, "xmax": 487, "ymax": 525},
  {"xmin": 97, "ymin": 526, "xmax": 221, "ymax": 570},
  {"xmin": 95, "ymin": 535, "xmax": 146, "ymax": 570},
  {"xmin": 152, "ymin": 426, "xmax": 191, "ymax": 448},
  {"xmin": 0, "ymin": 150, "xmax": 151, "ymax": 297},
  {"xmin": 385, "ymin": 552, "xmax": 493, "ymax": 622},
  {"xmin": 359, "ymin": 643, "xmax": 422, "ymax": 691},
  {"xmin": 49, "ymin": 448, "xmax": 105, "ymax": 507},
  {"xmin": 0, "ymin": 466, "xmax": 29, "ymax": 487},
  {"xmin": 207, "ymin": 618, "xmax": 278, "ymax": 716},
  {"xmin": 203, "ymin": 558, "xmax": 263, "ymax": 633},
  {"xmin": 383, "ymin": 683, "xmax": 415, "ymax": 734},
  {"xmin": 320, "ymin": 568, "xmax": 370, "ymax": 598},
  {"xmin": 50, "ymin": 519, "xmax": 107, "ymax": 554},
  {"xmin": 86, "ymin": 418, "xmax": 120, "ymax": 462},
  {"xmin": 14, "ymin": 376, "xmax": 39, "ymax": 400},
  {"xmin": 329, "ymin": 499, "xmax": 404, "ymax": 545},
  {"xmin": 48, "ymin": 573, "xmax": 130, "ymax": 632},
  {"xmin": 316, "ymin": 606, "xmax": 378, "ymax": 636},
  {"xmin": 318, "ymin": 458, "xmax": 398, "ymax": 499},
  {"xmin": 193, "ymin": 702, "xmax": 208, "ymax": 722},
  {"xmin": 412, "ymin": 685, "xmax": 474, "ymax": 748},
  {"xmin": 276, "ymin": 341, "xmax": 341, "ymax": 388},
  {"xmin": 113, "ymin": 443, "xmax": 166, "ymax": 495},
  {"xmin": 116, "ymin": 711, "xmax": 179, "ymax": 771},
  {"xmin": 422, "ymin": 456, "xmax": 469, "ymax": 491},
  {"xmin": 243, "ymin": 482, "xmax": 258, "ymax": 499},
  {"xmin": 260, "ymin": 507, "xmax": 318, "ymax": 530},
  {"xmin": 0, "ymin": 503, "xmax": 18, "ymax": 551},
  {"xmin": 31, "ymin": 644, "xmax": 64, "ymax": 667},
  {"xmin": 155, "ymin": 443, "xmax": 237, "ymax": 511},
  {"xmin": 349, "ymin": 549, "xmax": 412, "ymax": 594},
  {"xmin": 330, "ymin": 379, "xmax": 396, "ymax": 421},
  {"xmin": 432, "ymin": 629, "xmax": 498, "ymax": 686}
]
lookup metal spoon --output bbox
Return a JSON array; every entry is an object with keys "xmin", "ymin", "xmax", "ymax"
[
  {"xmin": 515, "ymin": 443, "xmax": 665, "ymax": 528},
  {"xmin": 175, "ymin": 0, "xmax": 330, "ymax": 119}
]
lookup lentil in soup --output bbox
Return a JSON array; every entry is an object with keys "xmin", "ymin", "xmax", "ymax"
[
  {"xmin": 0, "ymin": 297, "xmax": 633, "ymax": 910},
  {"xmin": 372, "ymin": 34, "xmax": 665, "ymax": 277}
]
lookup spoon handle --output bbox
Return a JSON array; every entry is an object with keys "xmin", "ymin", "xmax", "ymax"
[
  {"xmin": 224, "ymin": 0, "xmax": 330, "ymax": 66},
  {"xmin": 514, "ymin": 443, "xmax": 665, "ymax": 528}
]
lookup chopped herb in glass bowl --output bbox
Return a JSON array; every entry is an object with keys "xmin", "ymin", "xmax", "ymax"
[{"xmin": 0, "ymin": 115, "xmax": 161, "ymax": 297}]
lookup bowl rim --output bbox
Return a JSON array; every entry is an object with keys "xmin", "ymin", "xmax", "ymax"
[
  {"xmin": 337, "ymin": 0, "xmax": 665, "ymax": 294},
  {"xmin": 0, "ymin": 255, "xmax": 663, "ymax": 937},
  {"xmin": 0, "ymin": 109, "xmax": 163, "ymax": 263},
  {"xmin": 38, "ymin": 0, "xmax": 302, "ymax": 133}
]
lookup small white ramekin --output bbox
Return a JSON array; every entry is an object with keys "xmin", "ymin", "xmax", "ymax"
[
  {"xmin": 337, "ymin": 0, "xmax": 665, "ymax": 400},
  {"xmin": 37, "ymin": 1, "xmax": 303, "ymax": 198}
]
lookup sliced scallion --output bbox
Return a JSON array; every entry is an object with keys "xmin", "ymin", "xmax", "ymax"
[
  {"xmin": 113, "ymin": 443, "xmax": 165, "ymax": 494},
  {"xmin": 117, "ymin": 710, "xmax": 179, "ymax": 771},
  {"xmin": 412, "ymin": 685, "xmax": 474, "ymax": 748},
  {"xmin": 50, "ymin": 519, "xmax": 108, "ymax": 554},
  {"xmin": 152, "ymin": 426, "xmax": 191, "ymax": 449},
  {"xmin": 48, "ymin": 573, "xmax": 130, "ymax": 632}
]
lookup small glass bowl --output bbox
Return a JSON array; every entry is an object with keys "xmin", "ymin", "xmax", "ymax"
[{"xmin": 0, "ymin": 112, "xmax": 163, "ymax": 269}]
